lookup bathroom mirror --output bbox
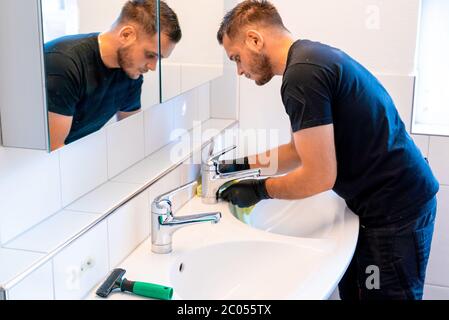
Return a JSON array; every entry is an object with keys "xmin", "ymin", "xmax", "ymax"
[
  {"xmin": 41, "ymin": 0, "xmax": 161, "ymax": 151},
  {"xmin": 160, "ymin": 0, "xmax": 225, "ymax": 102}
]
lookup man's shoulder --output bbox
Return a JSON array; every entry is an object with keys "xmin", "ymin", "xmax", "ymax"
[
  {"xmin": 44, "ymin": 33, "xmax": 99, "ymax": 57},
  {"xmin": 44, "ymin": 33, "xmax": 101, "ymax": 76},
  {"xmin": 287, "ymin": 39, "xmax": 346, "ymax": 69}
]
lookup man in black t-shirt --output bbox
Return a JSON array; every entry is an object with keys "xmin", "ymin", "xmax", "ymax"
[
  {"xmin": 46, "ymin": 0, "xmax": 181, "ymax": 151},
  {"xmin": 216, "ymin": 0, "xmax": 439, "ymax": 300}
]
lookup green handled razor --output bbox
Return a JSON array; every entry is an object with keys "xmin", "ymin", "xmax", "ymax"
[{"xmin": 96, "ymin": 268, "xmax": 173, "ymax": 300}]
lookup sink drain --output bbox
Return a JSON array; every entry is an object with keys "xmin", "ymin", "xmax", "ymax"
[{"xmin": 179, "ymin": 263, "xmax": 184, "ymax": 273}]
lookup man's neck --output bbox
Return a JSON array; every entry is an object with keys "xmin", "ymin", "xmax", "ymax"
[
  {"xmin": 269, "ymin": 32, "xmax": 295, "ymax": 76},
  {"xmin": 98, "ymin": 32, "xmax": 119, "ymax": 68}
]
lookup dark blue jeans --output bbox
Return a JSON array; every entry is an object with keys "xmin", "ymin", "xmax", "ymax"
[{"xmin": 338, "ymin": 197, "xmax": 437, "ymax": 300}]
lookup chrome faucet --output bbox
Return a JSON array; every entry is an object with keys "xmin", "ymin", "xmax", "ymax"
[
  {"xmin": 151, "ymin": 180, "xmax": 221, "ymax": 254},
  {"xmin": 201, "ymin": 143, "xmax": 261, "ymax": 204}
]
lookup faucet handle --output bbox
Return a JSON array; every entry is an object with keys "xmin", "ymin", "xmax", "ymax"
[
  {"xmin": 206, "ymin": 145, "xmax": 237, "ymax": 167},
  {"xmin": 153, "ymin": 180, "xmax": 198, "ymax": 209}
]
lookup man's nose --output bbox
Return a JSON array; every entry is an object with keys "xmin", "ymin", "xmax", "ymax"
[{"xmin": 147, "ymin": 60, "xmax": 157, "ymax": 71}]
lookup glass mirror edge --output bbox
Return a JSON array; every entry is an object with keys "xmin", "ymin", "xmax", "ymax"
[{"xmin": 0, "ymin": 0, "xmax": 49, "ymax": 151}]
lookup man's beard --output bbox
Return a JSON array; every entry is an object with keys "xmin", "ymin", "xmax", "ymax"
[
  {"xmin": 117, "ymin": 46, "xmax": 138, "ymax": 79},
  {"xmin": 250, "ymin": 51, "xmax": 274, "ymax": 86}
]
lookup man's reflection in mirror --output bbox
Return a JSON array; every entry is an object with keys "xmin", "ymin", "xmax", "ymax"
[{"xmin": 45, "ymin": 0, "xmax": 181, "ymax": 151}]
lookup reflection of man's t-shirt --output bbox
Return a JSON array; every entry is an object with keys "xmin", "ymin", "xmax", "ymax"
[
  {"xmin": 281, "ymin": 40, "xmax": 439, "ymax": 226},
  {"xmin": 44, "ymin": 33, "xmax": 143, "ymax": 145}
]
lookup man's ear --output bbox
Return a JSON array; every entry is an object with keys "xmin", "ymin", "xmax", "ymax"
[
  {"xmin": 245, "ymin": 30, "xmax": 264, "ymax": 52},
  {"xmin": 118, "ymin": 25, "xmax": 137, "ymax": 44}
]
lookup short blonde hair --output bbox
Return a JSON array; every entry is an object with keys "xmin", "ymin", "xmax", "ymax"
[
  {"xmin": 118, "ymin": 0, "xmax": 182, "ymax": 43},
  {"xmin": 217, "ymin": 0, "xmax": 287, "ymax": 44}
]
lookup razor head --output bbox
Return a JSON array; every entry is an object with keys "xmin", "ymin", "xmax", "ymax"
[{"xmin": 96, "ymin": 268, "xmax": 126, "ymax": 298}]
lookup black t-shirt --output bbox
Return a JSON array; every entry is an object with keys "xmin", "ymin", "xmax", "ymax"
[
  {"xmin": 282, "ymin": 40, "xmax": 439, "ymax": 226},
  {"xmin": 44, "ymin": 33, "xmax": 143, "ymax": 144}
]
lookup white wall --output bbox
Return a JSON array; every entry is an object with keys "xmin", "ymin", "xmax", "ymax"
[
  {"xmin": 76, "ymin": 0, "xmax": 127, "ymax": 33},
  {"xmin": 235, "ymin": 0, "xmax": 449, "ymax": 299}
]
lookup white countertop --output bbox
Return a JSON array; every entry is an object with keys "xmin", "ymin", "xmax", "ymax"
[{"xmin": 87, "ymin": 194, "xmax": 359, "ymax": 300}]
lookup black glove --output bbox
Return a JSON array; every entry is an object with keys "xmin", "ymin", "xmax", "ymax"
[
  {"xmin": 218, "ymin": 156, "xmax": 250, "ymax": 173},
  {"xmin": 219, "ymin": 178, "xmax": 271, "ymax": 208}
]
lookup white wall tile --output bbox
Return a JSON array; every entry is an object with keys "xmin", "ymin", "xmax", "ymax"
[
  {"xmin": 210, "ymin": 64, "xmax": 239, "ymax": 120},
  {"xmin": 173, "ymin": 90, "xmax": 199, "ymax": 134},
  {"xmin": 426, "ymin": 186, "xmax": 449, "ymax": 287},
  {"xmin": 181, "ymin": 65, "xmax": 223, "ymax": 94},
  {"xmin": 53, "ymin": 220, "xmax": 109, "ymax": 300},
  {"xmin": 144, "ymin": 101, "xmax": 174, "ymax": 156},
  {"xmin": 180, "ymin": 160, "xmax": 201, "ymax": 186},
  {"xmin": 59, "ymin": 130, "xmax": 108, "ymax": 207},
  {"xmin": 7, "ymin": 261, "xmax": 54, "ymax": 300},
  {"xmin": 161, "ymin": 64, "xmax": 182, "ymax": 102},
  {"xmin": 197, "ymin": 82, "xmax": 211, "ymax": 123},
  {"xmin": 107, "ymin": 191, "xmax": 150, "ymax": 268},
  {"xmin": 141, "ymin": 70, "xmax": 160, "ymax": 110},
  {"xmin": 424, "ymin": 285, "xmax": 449, "ymax": 300},
  {"xmin": 0, "ymin": 147, "xmax": 61, "ymax": 244},
  {"xmin": 0, "ymin": 248, "xmax": 44, "ymax": 285},
  {"xmin": 428, "ymin": 137, "xmax": 449, "ymax": 185},
  {"xmin": 107, "ymin": 112, "xmax": 145, "ymax": 178},
  {"xmin": 4, "ymin": 210, "xmax": 98, "ymax": 254},
  {"xmin": 66, "ymin": 182, "xmax": 143, "ymax": 215}
]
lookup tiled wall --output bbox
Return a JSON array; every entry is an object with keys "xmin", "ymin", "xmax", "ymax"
[
  {"xmin": 425, "ymin": 142, "xmax": 449, "ymax": 299},
  {"xmin": 235, "ymin": 0, "xmax": 449, "ymax": 299},
  {"xmin": 0, "ymin": 83, "xmax": 211, "ymax": 246}
]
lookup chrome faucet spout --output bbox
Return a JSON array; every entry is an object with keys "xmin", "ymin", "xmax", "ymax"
[
  {"xmin": 151, "ymin": 180, "xmax": 222, "ymax": 254},
  {"xmin": 218, "ymin": 169, "xmax": 262, "ymax": 180},
  {"xmin": 201, "ymin": 144, "xmax": 261, "ymax": 204},
  {"xmin": 164, "ymin": 212, "xmax": 221, "ymax": 226}
]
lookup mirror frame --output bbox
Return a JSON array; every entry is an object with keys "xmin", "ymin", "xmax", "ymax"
[{"xmin": 0, "ymin": 0, "xmax": 49, "ymax": 151}]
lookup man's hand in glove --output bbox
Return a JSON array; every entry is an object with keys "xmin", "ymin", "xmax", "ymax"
[
  {"xmin": 219, "ymin": 178, "xmax": 271, "ymax": 208},
  {"xmin": 218, "ymin": 157, "xmax": 250, "ymax": 174}
]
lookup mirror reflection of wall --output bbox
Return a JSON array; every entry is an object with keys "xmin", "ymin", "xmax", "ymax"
[
  {"xmin": 161, "ymin": 0, "xmax": 225, "ymax": 102},
  {"xmin": 41, "ymin": 0, "xmax": 79, "ymax": 43},
  {"xmin": 41, "ymin": 0, "xmax": 168, "ymax": 151}
]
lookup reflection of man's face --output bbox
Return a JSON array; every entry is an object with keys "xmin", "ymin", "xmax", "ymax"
[
  {"xmin": 118, "ymin": 33, "xmax": 177, "ymax": 80},
  {"xmin": 223, "ymin": 34, "xmax": 274, "ymax": 86}
]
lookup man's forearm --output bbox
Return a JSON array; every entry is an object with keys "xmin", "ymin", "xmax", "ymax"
[
  {"xmin": 265, "ymin": 166, "xmax": 334, "ymax": 200},
  {"xmin": 248, "ymin": 142, "xmax": 301, "ymax": 175},
  {"xmin": 117, "ymin": 110, "xmax": 141, "ymax": 121}
]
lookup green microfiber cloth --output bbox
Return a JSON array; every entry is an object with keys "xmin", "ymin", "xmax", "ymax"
[
  {"xmin": 228, "ymin": 203, "xmax": 255, "ymax": 223},
  {"xmin": 196, "ymin": 177, "xmax": 255, "ymax": 222},
  {"xmin": 217, "ymin": 179, "xmax": 255, "ymax": 223}
]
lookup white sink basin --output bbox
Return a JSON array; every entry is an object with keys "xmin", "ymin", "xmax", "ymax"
[
  {"xmin": 169, "ymin": 240, "xmax": 324, "ymax": 300},
  {"xmin": 246, "ymin": 191, "xmax": 346, "ymax": 239}
]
